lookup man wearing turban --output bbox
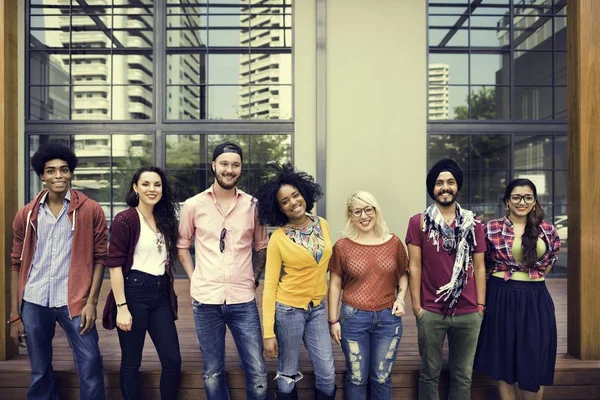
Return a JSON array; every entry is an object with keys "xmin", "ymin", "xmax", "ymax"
[{"xmin": 405, "ymin": 158, "xmax": 487, "ymax": 400}]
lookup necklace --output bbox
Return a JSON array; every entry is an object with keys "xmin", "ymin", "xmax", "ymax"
[
  {"xmin": 137, "ymin": 207, "xmax": 165, "ymax": 254},
  {"xmin": 286, "ymin": 216, "xmax": 311, "ymax": 230}
]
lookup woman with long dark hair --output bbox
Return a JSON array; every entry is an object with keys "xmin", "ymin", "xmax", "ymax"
[
  {"xmin": 256, "ymin": 164, "xmax": 336, "ymax": 399},
  {"xmin": 102, "ymin": 167, "xmax": 181, "ymax": 400},
  {"xmin": 474, "ymin": 178, "xmax": 560, "ymax": 400}
]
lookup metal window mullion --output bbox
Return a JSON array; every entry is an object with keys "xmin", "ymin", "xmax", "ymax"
[
  {"xmin": 510, "ymin": 132, "xmax": 515, "ymax": 181},
  {"xmin": 69, "ymin": 2, "xmax": 73, "ymax": 120},
  {"xmin": 155, "ymin": 0, "xmax": 165, "ymax": 127},
  {"xmin": 109, "ymin": 133, "xmax": 114, "ymax": 221},
  {"xmin": 509, "ymin": 0, "xmax": 515, "ymax": 119},
  {"xmin": 467, "ymin": 3, "xmax": 471, "ymax": 119},
  {"xmin": 110, "ymin": 1, "xmax": 114, "ymax": 120}
]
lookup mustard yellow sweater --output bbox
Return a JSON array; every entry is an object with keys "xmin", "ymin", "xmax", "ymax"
[{"xmin": 262, "ymin": 217, "xmax": 333, "ymax": 338}]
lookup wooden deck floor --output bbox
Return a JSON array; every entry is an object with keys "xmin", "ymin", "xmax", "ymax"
[{"xmin": 1, "ymin": 278, "xmax": 599, "ymax": 399}]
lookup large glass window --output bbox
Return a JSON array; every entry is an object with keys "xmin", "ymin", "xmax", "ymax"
[
  {"xmin": 25, "ymin": 0, "xmax": 294, "ymax": 221},
  {"xmin": 428, "ymin": 0, "xmax": 566, "ymax": 121},
  {"xmin": 427, "ymin": 0, "xmax": 567, "ymax": 275}
]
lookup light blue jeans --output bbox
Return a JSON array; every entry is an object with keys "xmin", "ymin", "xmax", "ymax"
[
  {"xmin": 274, "ymin": 301, "xmax": 336, "ymax": 394},
  {"xmin": 339, "ymin": 302, "xmax": 403, "ymax": 399},
  {"xmin": 192, "ymin": 298, "xmax": 268, "ymax": 400}
]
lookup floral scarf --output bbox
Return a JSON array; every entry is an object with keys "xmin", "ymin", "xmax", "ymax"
[{"xmin": 282, "ymin": 215, "xmax": 324, "ymax": 263}]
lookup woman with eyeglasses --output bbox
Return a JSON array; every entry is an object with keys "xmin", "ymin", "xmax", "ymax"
[
  {"xmin": 327, "ymin": 191, "xmax": 409, "ymax": 399},
  {"xmin": 256, "ymin": 164, "xmax": 336, "ymax": 399},
  {"xmin": 474, "ymin": 179, "xmax": 560, "ymax": 400},
  {"xmin": 102, "ymin": 167, "xmax": 181, "ymax": 400}
]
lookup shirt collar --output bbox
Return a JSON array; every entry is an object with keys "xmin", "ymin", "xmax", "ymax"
[
  {"xmin": 39, "ymin": 189, "xmax": 72, "ymax": 205},
  {"xmin": 207, "ymin": 184, "xmax": 241, "ymax": 197}
]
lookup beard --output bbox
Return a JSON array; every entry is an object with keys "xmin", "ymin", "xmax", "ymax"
[
  {"xmin": 215, "ymin": 172, "xmax": 239, "ymax": 190},
  {"xmin": 436, "ymin": 191, "xmax": 457, "ymax": 207}
]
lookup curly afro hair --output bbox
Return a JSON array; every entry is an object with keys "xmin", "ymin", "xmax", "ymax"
[
  {"xmin": 256, "ymin": 164, "xmax": 323, "ymax": 226},
  {"xmin": 31, "ymin": 142, "xmax": 78, "ymax": 177}
]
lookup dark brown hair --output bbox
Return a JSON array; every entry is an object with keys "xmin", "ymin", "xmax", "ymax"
[{"xmin": 503, "ymin": 178, "xmax": 545, "ymax": 269}]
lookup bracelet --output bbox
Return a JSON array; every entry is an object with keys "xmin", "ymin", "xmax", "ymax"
[
  {"xmin": 328, "ymin": 318, "xmax": 339, "ymax": 325},
  {"xmin": 8, "ymin": 315, "xmax": 21, "ymax": 325},
  {"xmin": 395, "ymin": 298, "xmax": 406, "ymax": 306},
  {"xmin": 477, "ymin": 303, "xmax": 486, "ymax": 307},
  {"xmin": 117, "ymin": 302, "xmax": 127, "ymax": 308},
  {"xmin": 477, "ymin": 304, "xmax": 486, "ymax": 312}
]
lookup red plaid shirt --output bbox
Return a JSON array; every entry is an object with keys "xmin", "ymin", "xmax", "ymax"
[{"xmin": 484, "ymin": 217, "xmax": 561, "ymax": 280}]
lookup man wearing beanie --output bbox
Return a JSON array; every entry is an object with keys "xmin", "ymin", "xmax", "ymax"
[
  {"xmin": 405, "ymin": 158, "xmax": 487, "ymax": 400},
  {"xmin": 177, "ymin": 142, "xmax": 268, "ymax": 399}
]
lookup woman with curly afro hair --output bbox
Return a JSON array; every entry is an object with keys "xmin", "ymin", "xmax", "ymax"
[{"xmin": 256, "ymin": 164, "xmax": 336, "ymax": 399}]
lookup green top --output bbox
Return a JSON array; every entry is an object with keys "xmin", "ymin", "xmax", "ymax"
[{"xmin": 512, "ymin": 235, "xmax": 547, "ymax": 264}]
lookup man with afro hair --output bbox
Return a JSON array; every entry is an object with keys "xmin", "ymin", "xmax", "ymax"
[{"xmin": 9, "ymin": 142, "xmax": 108, "ymax": 399}]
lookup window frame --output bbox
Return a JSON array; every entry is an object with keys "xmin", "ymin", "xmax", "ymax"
[{"xmin": 24, "ymin": 0, "xmax": 295, "ymax": 218}]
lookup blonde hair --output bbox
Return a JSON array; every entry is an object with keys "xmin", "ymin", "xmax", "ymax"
[{"xmin": 342, "ymin": 191, "xmax": 389, "ymax": 240}]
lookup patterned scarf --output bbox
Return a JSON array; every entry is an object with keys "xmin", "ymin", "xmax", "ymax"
[
  {"xmin": 423, "ymin": 202, "xmax": 477, "ymax": 316},
  {"xmin": 283, "ymin": 215, "xmax": 324, "ymax": 263}
]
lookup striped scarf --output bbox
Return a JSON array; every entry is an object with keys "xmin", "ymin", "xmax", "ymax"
[{"xmin": 423, "ymin": 203, "xmax": 477, "ymax": 316}]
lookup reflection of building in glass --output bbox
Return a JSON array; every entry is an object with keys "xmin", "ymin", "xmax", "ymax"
[
  {"xmin": 166, "ymin": 2, "xmax": 205, "ymax": 119},
  {"xmin": 34, "ymin": 0, "xmax": 204, "ymax": 197},
  {"xmin": 238, "ymin": 0, "xmax": 292, "ymax": 119},
  {"xmin": 428, "ymin": 64, "xmax": 449, "ymax": 120},
  {"xmin": 29, "ymin": 53, "xmax": 70, "ymax": 120},
  {"xmin": 496, "ymin": 0, "xmax": 567, "ymax": 119}
]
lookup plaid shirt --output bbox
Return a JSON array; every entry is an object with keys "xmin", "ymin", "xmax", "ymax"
[{"xmin": 484, "ymin": 217, "xmax": 561, "ymax": 280}]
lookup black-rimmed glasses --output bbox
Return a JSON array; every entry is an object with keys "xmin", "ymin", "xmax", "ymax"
[
  {"xmin": 351, "ymin": 206, "xmax": 375, "ymax": 218},
  {"xmin": 509, "ymin": 194, "xmax": 536, "ymax": 204},
  {"xmin": 220, "ymin": 228, "xmax": 227, "ymax": 253}
]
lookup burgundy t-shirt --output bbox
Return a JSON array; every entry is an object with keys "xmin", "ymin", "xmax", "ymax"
[{"xmin": 405, "ymin": 213, "xmax": 486, "ymax": 315}]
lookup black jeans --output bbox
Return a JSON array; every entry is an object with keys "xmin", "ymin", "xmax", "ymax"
[{"xmin": 117, "ymin": 270, "xmax": 181, "ymax": 400}]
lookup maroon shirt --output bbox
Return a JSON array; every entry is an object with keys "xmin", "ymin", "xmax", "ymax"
[
  {"xmin": 101, "ymin": 207, "xmax": 178, "ymax": 330},
  {"xmin": 405, "ymin": 213, "xmax": 486, "ymax": 315}
]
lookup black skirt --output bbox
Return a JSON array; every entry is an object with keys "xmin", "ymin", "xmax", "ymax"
[{"xmin": 474, "ymin": 276, "xmax": 557, "ymax": 392}]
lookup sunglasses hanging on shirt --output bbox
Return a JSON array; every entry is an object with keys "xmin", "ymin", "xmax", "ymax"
[
  {"xmin": 220, "ymin": 228, "xmax": 227, "ymax": 253},
  {"xmin": 442, "ymin": 226, "xmax": 457, "ymax": 253}
]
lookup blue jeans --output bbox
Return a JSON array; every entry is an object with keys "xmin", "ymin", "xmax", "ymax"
[
  {"xmin": 339, "ymin": 303, "xmax": 403, "ymax": 400},
  {"xmin": 274, "ymin": 301, "xmax": 336, "ymax": 395},
  {"xmin": 21, "ymin": 300, "xmax": 105, "ymax": 400},
  {"xmin": 192, "ymin": 298, "xmax": 267, "ymax": 400},
  {"xmin": 117, "ymin": 270, "xmax": 181, "ymax": 400}
]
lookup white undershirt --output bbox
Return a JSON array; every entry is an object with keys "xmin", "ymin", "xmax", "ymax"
[{"xmin": 131, "ymin": 210, "xmax": 167, "ymax": 276}]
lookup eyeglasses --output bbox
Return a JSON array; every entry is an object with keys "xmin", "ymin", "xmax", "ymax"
[
  {"xmin": 509, "ymin": 194, "xmax": 536, "ymax": 204},
  {"xmin": 220, "ymin": 228, "xmax": 227, "ymax": 253},
  {"xmin": 442, "ymin": 227, "xmax": 456, "ymax": 253},
  {"xmin": 350, "ymin": 206, "xmax": 375, "ymax": 218}
]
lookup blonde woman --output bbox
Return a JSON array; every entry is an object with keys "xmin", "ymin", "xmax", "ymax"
[{"xmin": 328, "ymin": 191, "xmax": 409, "ymax": 399}]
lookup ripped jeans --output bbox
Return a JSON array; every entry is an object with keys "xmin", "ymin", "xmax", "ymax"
[
  {"xmin": 192, "ymin": 298, "xmax": 268, "ymax": 400},
  {"xmin": 274, "ymin": 301, "xmax": 336, "ymax": 394},
  {"xmin": 339, "ymin": 302, "xmax": 403, "ymax": 399}
]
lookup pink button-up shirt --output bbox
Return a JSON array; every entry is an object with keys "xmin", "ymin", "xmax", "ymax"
[{"xmin": 177, "ymin": 186, "xmax": 268, "ymax": 305}]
